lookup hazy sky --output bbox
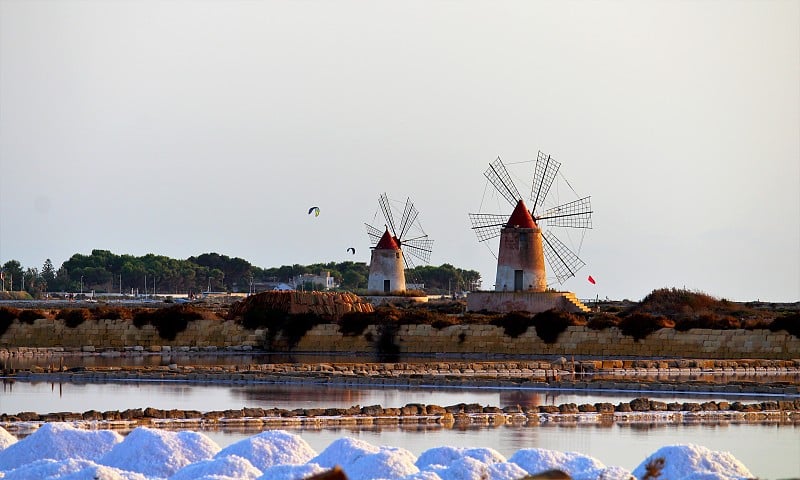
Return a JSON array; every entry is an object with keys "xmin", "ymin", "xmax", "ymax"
[{"xmin": 1, "ymin": 1, "xmax": 798, "ymax": 302}]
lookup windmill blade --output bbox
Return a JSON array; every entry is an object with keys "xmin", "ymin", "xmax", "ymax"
[
  {"xmin": 468, "ymin": 213, "xmax": 507, "ymax": 242},
  {"xmin": 402, "ymin": 251, "xmax": 416, "ymax": 270},
  {"xmin": 365, "ymin": 223, "xmax": 384, "ymax": 246},
  {"xmin": 537, "ymin": 196, "xmax": 593, "ymax": 229},
  {"xmin": 397, "ymin": 197, "xmax": 419, "ymax": 241},
  {"xmin": 378, "ymin": 193, "xmax": 398, "ymax": 237},
  {"xmin": 402, "ymin": 237, "xmax": 433, "ymax": 264},
  {"xmin": 541, "ymin": 230, "xmax": 586, "ymax": 284},
  {"xmin": 530, "ymin": 151, "xmax": 561, "ymax": 215},
  {"xmin": 484, "ymin": 157, "xmax": 522, "ymax": 207}
]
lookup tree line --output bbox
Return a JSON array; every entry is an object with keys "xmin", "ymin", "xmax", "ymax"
[{"xmin": 0, "ymin": 250, "xmax": 481, "ymax": 297}]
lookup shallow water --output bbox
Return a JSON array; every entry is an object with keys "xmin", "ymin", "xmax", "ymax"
[
  {"xmin": 1, "ymin": 380, "xmax": 798, "ymax": 477},
  {"xmin": 0, "ymin": 380, "xmax": 794, "ymax": 414}
]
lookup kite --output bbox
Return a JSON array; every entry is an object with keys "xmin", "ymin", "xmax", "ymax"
[
  {"xmin": 587, "ymin": 275, "xmax": 596, "ymax": 285},
  {"xmin": 307, "ymin": 206, "xmax": 320, "ymax": 217},
  {"xmin": 347, "ymin": 247, "xmax": 356, "ymax": 255}
]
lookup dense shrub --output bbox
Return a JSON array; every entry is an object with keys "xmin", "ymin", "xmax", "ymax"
[
  {"xmin": 56, "ymin": 309, "xmax": 91, "ymax": 328},
  {"xmin": 375, "ymin": 323, "xmax": 400, "ymax": 361},
  {"xmin": 768, "ymin": 313, "xmax": 800, "ymax": 338},
  {"xmin": 338, "ymin": 311, "xmax": 379, "ymax": 336},
  {"xmin": 532, "ymin": 310, "xmax": 584, "ymax": 344},
  {"xmin": 0, "ymin": 307, "xmax": 17, "ymax": 337},
  {"xmin": 18, "ymin": 309, "xmax": 46, "ymax": 324},
  {"xmin": 618, "ymin": 313, "xmax": 674, "ymax": 341},
  {"xmin": 0, "ymin": 307, "xmax": 20, "ymax": 323},
  {"xmin": 133, "ymin": 305, "xmax": 204, "ymax": 341},
  {"xmin": 587, "ymin": 312, "xmax": 619, "ymax": 330},
  {"xmin": 491, "ymin": 312, "xmax": 535, "ymax": 338}
]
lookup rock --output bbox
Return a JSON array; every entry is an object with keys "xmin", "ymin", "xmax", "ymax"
[{"xmin": 630, "ymin": 397, "xmax": 651, "ymax": 411}]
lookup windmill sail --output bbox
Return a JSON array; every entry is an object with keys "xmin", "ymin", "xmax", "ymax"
[
  {"xmin": 541, "ymin": 230, "xmax": 586, "ymax": 284},
  {"xmin": 378, "ymin": 193, "xmax": 397, "ymax": 237},
  {"xmin": 485, "ymin": 157, "xmax": 522, "ymax": 207},
  {"xmin": 397, "ymin": 198, "xmax": 419, "ymax": 241},
  {"xmin": 468, "ymin": 213, "xmax": 509, "ymax": 242},
  {"xmin": 537, "ymin": 196, "xmax": 593, "ymax": 229},
  {"xmin": 530, "ymin": 151, "xmax": 561, "ymax": 214}
]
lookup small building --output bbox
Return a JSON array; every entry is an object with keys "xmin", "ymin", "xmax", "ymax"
[{"xmin": 367, "ymin": 229, "xmax": 406, "ymax": 293}]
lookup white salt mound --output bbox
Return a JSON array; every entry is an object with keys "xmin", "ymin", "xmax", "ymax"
[
  {"xmin": 1, "ymin": 458, "xmax": 98, "ymax": 479},
  {"xmin": 0, "ymin": 427, "xmax": 17, "ymax": 450},
  {"xmin": 632, "ymin": 444, "xmax": 753, "ymax": 480},
  {"xmin": 509, "ymin": 448, "xmax": 607, "ymax": 477},
  {"xmin": 170, "ymin": 454, "xmax": 262, "ymax": 480},
  {"xmin": 311, "ymin": 437, "xmax": 381, "ymax": 469},
  {"xmin": 346, "ymin": 446, "xmax": 419, "ymax": 480},
  {"xmin": 99, "ymin": 426, "xmax": 220, "ymax": 478},
  {"xmin": 256, "ymin": 463, "xmax": 327, "ymax": 480},
  {"xmin": 58, "ymin": 463, "xmax": 149, "ymax": 480},
  {"xmin": 0, "ymin": 423, "xmax": 122, "ymax": 471},
  {"xmin": 214, "ymin": 429, "xmax": 316, "ymax": 471},
  {"xmin": 415, "ymin": 446, "xmax": 506, "ymax": 469},
  {"xmin": 430, "ymin": 456, "xmax": 528, "ymax": 480}
]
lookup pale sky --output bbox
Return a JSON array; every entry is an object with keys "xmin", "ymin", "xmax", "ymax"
[{"xmin": 1, "ymin": 0, "xmax": 798, "ymax": 302}]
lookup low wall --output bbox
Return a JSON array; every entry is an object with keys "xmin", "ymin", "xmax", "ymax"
[
  {"xmin": 0, "ymin": 319, "xmax": 264, "ymax": 349},
  {"xmin": 0, "ymin": 320, "xmax": 797, "ymax": 359},
  {"xmin": 292, "ymin": 324, "xmax": 799, "ymax": 359}
]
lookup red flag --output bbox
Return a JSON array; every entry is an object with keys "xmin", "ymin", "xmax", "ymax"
[{"xmin": 587, "ymin": 275, "xmax": 596, "ymax": 284}]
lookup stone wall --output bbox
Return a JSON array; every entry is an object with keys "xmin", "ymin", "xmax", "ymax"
[
  {"xmin": 0, "ymin": 318, "xmax": 264, "ymax": 349},
  {"xmin": 293, "ymin": 324, "xmax": 799, "ymax": 359},
  {"xmin": 0, "ymin": 320, "xmax": 797, "ymax": 359}
]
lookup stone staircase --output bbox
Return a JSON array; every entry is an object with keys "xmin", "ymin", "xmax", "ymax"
[{"xmin": 562, "ymin": 292, "xmax": 592, "ymax": 313}]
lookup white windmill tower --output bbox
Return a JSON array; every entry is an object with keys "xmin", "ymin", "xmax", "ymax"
[
  {"xmin": 467, "ymin": 152, "xmax": 593, "ymax": 312},
  {"xmin": 365, "ymin": 193, "xmax": 433, "ymax": 293}
]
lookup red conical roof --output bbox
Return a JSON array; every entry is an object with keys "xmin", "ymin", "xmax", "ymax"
[
  {"xmin": 375, "ymin": 228, "xmax": 401, "ymax": 250},
  {"xmin": 506, "ymin": 199, "xmax": 537, "ymax": 228}
]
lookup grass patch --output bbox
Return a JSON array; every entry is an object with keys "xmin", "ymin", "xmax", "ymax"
[
  {"xmin": 674, "ymin": 313, "xmax": 741, "ymax": 331},
  {"xmin": 532, "ymin": 310, "xmax": 584, "ymax": 344}
]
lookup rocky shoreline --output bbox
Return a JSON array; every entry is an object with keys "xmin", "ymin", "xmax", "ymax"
[
  {"xmin": 3, "ymin": 348, "xmax": 799, "ymax": 435},
  {"xmin": 2, "ymin": 396, "xmax": 799, "ymax": 437}
]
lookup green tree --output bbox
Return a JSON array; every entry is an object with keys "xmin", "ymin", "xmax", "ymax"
[
  {"xmin": 1, "ymin": 260, "xmax": 23, "ymax": 291},
  {"xmin": 41, "ymin": 259, "xmax": 56, "ymax": 285}
]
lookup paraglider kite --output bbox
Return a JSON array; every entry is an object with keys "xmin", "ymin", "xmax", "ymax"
[
  {"xmin": 347, "ymin": 247, "xmax": 356, "ymax": 255},
  {"xmin": 308, "ymin": 206, "xmax": 320, "ymax": 217}
]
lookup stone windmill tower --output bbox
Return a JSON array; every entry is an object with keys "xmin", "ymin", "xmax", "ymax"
[
  {"xmin": 468, "ymin": 153, "xmax": 592, "ymax": 312},
  {"xmin": 365, "ymin": 193, "xmax": 433, "ymax": 293}
]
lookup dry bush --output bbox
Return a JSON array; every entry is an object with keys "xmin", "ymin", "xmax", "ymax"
[
  {"xmin": 618, "ymin": 313, "xmax": 674, "ymax": 341},
  {"xmin": 587, "ymin": 312, "xmax": 619, "ymax": 330},
  {"xmin": 90, "ymin": 306, "xmax": 130, "ymax": 321},
  {"xmin": 18, "ymin": 309, "xmax": 47, "ymax": 324},
  {"xmin": 674, "ymin": 313, "xmax": 741, "ymax": 331},
  {"xmin": 56, "ymin": 309, "xmax": 91, "ymax": 328},
  {"xmin": 338, "ymin": 307, "xmax": 401, "ymax": 336}
]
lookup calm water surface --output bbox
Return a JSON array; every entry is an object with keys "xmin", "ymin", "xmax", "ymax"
[{"xmin": 1, "ymin": 380, "xmax": 798, "ymax": 478}]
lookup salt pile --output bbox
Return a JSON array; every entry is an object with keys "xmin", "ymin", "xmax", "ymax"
[{"xmin": 0, "ymin": 424, "xmax": 754, "ymax": 480}]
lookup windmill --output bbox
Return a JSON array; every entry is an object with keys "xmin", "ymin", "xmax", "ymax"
[
  {"xmin": 469, "ymin": 152, "xmax": 592, "ymax": 292},
  {"xmin": 365, "ymin": 193, "xmax": 433, "ymax": 293}
]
